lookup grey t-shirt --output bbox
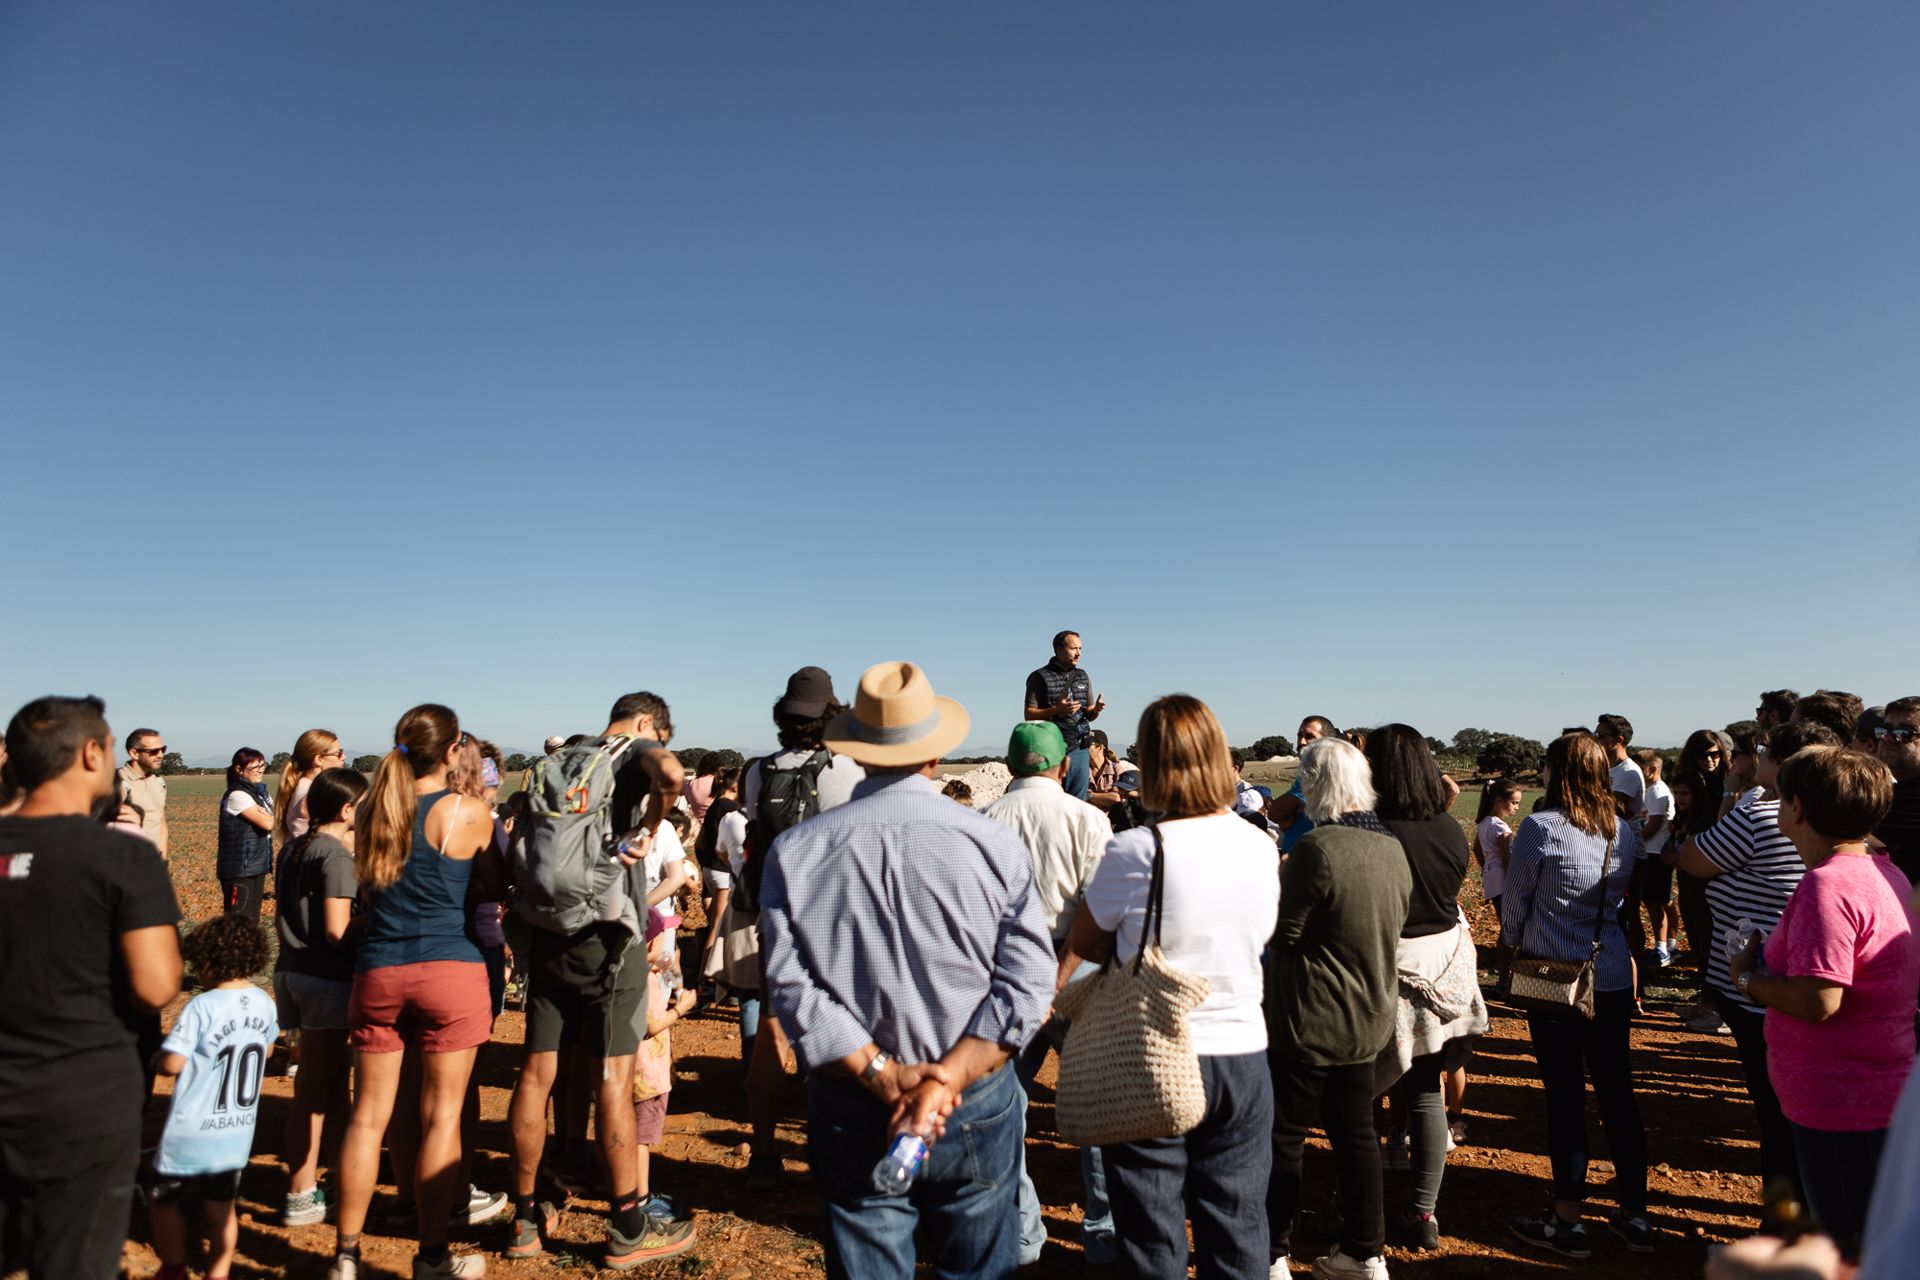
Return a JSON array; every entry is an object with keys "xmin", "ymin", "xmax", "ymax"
[{"xmin": 275, "ymin": 832, "xmax": 359, "ymax": 981}]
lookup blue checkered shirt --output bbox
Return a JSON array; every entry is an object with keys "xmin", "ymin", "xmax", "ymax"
[{"xmin": 759, "ymin": 772, "xmax": 1056, "ymax": 1071}]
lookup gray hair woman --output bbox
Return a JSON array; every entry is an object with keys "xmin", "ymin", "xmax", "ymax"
[{"xmin": 1266, "ymin": 737, "xmax": 1412, "ymax": 1277}]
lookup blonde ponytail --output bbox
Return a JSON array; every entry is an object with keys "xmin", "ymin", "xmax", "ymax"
[
  {"xmin": 277, "ymin": 728, "xmax": 339, "ymax": 838},
  {"xmin": 355, "ymin": 705, "xmax": 458, "ymax": 890}
]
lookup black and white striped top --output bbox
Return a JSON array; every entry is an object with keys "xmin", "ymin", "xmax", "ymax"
[{"xmin": 1696, "ymin": 796, "xmax": 1805, "ymax": 1013}]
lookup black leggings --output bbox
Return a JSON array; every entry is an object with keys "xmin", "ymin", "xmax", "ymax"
[
  {"xmin": 1269, "ymin": 1055, "xmax": 1384, "ymax": 1260},
  {"xmin": 220, "ymin": 874, "xmax": 265, "ymax": 920}
]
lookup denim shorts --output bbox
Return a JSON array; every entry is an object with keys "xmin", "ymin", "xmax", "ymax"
[{"xmin": 274, "ymin": 969, "xmax": 353, "ymax": 1032}]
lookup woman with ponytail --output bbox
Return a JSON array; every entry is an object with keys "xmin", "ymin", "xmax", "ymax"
[
  {"xmin": 278, "ymin": 729, "xmax": 345, "ymax": 844},
  {"xmin": 331, "ymin": 705, "xmax": 502, "ymax": 1280},
  {"xmin": 217, "ymin": 748, "xmax": 275, "ymax": 918}
]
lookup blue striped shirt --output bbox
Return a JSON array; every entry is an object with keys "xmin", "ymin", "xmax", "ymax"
[
  {"xmin": 1500, "ymin": 809, "xmax": 1644, "ymax": 993},
  {"xmin": 759, "ymin": 772, "xmax": 1056, "ymax": 1071}
]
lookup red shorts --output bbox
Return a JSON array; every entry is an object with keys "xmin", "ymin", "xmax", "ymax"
[{"xmin": 350, "ymin": 960, "xmax": 491, "ymax": 1054}]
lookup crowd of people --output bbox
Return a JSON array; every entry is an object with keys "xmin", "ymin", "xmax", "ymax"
[{"xmin": 3, "ymin": 645, "xmax": 1920, "ymax": 1280}]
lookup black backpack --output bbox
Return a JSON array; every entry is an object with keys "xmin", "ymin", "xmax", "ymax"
[{"xmin": 735, "ymin": 750, "xmax": 831, "ymax": 911}]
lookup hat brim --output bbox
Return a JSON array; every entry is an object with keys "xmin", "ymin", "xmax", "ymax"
[
  {"xmin": 774, "ymin": 697, "xmax": 831, "ymax": 718},
  {"xmin": 821, "ymin": 697, "xmax": 972, "ymax": 768}
]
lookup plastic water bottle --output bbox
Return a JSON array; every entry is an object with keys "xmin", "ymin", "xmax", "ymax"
[{"xmin": 870, "ymin": 1131, "xmax": 930, "ymax": 1195}]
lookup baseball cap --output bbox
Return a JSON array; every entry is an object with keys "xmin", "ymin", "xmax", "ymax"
[
  {"xmin": 775, "ymin": 666, "xmax": 837, "ymax": 718},
  {"xmin": 1008, "ymin": 721, "xmax": 1068, "ymax": 775}
]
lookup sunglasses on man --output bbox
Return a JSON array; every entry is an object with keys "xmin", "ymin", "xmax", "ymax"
[{"xmin": 1874, "ymin": 725, "xmax": 1920, "ymax": 745}]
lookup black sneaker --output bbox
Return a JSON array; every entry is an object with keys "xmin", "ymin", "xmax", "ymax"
[
  {"xmin": 1606, "ymin": 1210, "xmax": 1656, "ymax": 1253},
  {"xmin": 1390, "ymin": 1208, "xmax": 1440, "ymax": 1250},
  {"xmin": 1509, "ymin": 1210, "xmax": 1592, "ymax": 1259}
]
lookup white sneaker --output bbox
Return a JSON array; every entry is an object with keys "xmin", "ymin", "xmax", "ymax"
[
  {"xmin": 327, "ymin": 1256, "xmax": 359, "ymax": 1280},
  {"xmin": 1269, "ymin": 1257, "xmax": 1291, "ymax": 1278},
  {"xmin": 458, "ymin": 1185, "xmax": 510, "ymax": 1225},
  {"xmin": 412, "ymin": 1251, "xmax": 485, "ymax": 1278},
  {"xmin": 1312, "ymin": 1245, "xmax": 1390, "ymax": 1280}
]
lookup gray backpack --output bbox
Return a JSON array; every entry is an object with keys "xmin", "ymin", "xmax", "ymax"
[{"xmin": 510, "ymin": 735, "xmax": 641, "ymax": 936}]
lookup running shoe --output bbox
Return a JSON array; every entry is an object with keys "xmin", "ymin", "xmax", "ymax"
[
  {"xmin": 1311, "ymin": 1244, "xmax": 1390, "ymax": 1279},
  {"xmin": 605, "ymin": 1217, "xmax": 697, "ymax": 1269},
  {"xmin": 412, "ymin": 1251, "xmax": 485, "ymax": 1278},
  {"xmin": 1606, "ymin": 1210, "xmax": 1656, "ymax": 1253},
  {"xmin": 1390, "ymin": 1208, "xmax": 1440, "ymax": 1250},
  {"xmin": 284, "ymin": 1185, "xmax": 328, "ymax": 1227},
  {"xmin": 504, "ymin": 1199, "xmax": 561, "ymax": 1261},
  {"xmin": 1509, "ymin": 1211, "xmax": 1592, "ymax": 1259}
]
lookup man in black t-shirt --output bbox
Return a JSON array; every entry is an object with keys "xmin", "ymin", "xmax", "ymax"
[
  {"xmin": 0, "ymin": 695, "xmax": 182, "ymax": 1280},
  {"xmin": 506, "ymin": 690, "xmax": 695, "ymax": 1266}
]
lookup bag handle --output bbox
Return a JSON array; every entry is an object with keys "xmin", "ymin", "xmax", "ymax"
[
  {"xmin": 1134, "ymin": 823, "xmax": 1167, "ymax": 975},
  {"xmin": 1586, "ymin": 823, "xmax": 1617, "ymax": 955}
]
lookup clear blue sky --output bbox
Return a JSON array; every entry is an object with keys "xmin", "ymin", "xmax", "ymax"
[{"xmin": 3, "ymin": 2, "xmax": 1917, "ymax": 760}]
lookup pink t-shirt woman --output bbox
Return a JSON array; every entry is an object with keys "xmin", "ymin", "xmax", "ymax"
[{"xmin": 1764, "ymin": 852, "xmax": 1920, "ymax": 1131}]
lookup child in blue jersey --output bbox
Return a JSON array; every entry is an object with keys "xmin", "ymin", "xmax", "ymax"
[{"xmin": 151, "ymin": 914, "xmax": 278, "ymax": 1280}]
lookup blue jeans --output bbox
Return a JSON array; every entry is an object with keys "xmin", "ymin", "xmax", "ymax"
[
  {"xmin": 1106, "ymin": 1051, "xmax": 1273, "ymax": 1280},
  {"xmin": 1014, "ymin": 975, "xmax": 1115, "ymax": 1265},
  {"xmin": 807, "ymin": 1063, "xmax": 1024, "ymax": 1280},
  {"xmin": 738, "ymin": 992, "xmax": 762, "ymax": 1067},
  {"xmin": 1064, "ymin": 748, "xmax": 1091, "ymax": 800},
  {"xmin": 1792, "ymin": 1122, "xmax": 1887, "ymax": 1255}
]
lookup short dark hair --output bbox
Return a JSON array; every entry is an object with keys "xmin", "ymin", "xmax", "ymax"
[
  {"xmin": 1776, "ymin": 745, "xmax": 1894, "ymax": 841},
  {"xmin": 1229, "ymin": 747, "xmax": 1248, "ymax": 769},
  {"xmin": 1793, "ymin": 692, "xmax": 1859, "ymax": 743},
  {"xmin": 608, "ymin": 692, "xmax": 671, "ymax": 737},
  {"xmin": 182, "ymin": 914, "xmax": 271, "ymax": 988},
  {"xmin": 5, "ymin": 695, "xmax": 111, "ymax": 792},
  {"xmin": 1052, "ymin": 630, "xmax": 1079, "ymax": 653},
  {"xmin": 1299, "ymin": 715, "xmax": 1339, "ymax": 738},
  {"xmin": 127, "ymin": 728, "xmax": 160, "ymax": 749},
  {"xmin": 1856, "ymin": 706, "xmax": 1886, "ymax": 743},
  {"xmin": 1364, "ymin": 723, "xmax": 1451, "ymax": 822},
  {"xmin": 1885, "ymin": 696, "xmax": 1920, "ymax": 721},
  {"xmin": 774, "ymin": 704, "xmax": 843, "ymax": 750},
  {"xmin": 226, "ymin": 747, "xmax": 266, "ymax": 790},
  {"xmin": 1758, "ymin": 689, "xmax": 1800, "ymax": 720},
  {"xmin": 1595, "ymin": 714, "xmax": 1633, "ymax": 745},
  {"xmin": 305, "ymin": 767, "xmax": 370, "ymax": 828},
  {"xmin": 1768, "ymin": 719, "xmax": 1841, "ymax": 763}
]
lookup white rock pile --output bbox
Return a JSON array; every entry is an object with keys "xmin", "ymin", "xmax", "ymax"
[{"xmin": 942, "ymin": 761, "xmax": 1012, "ymax": 807}]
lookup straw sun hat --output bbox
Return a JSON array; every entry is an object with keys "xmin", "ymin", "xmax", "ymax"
[{"xmin": 822, "ymin": 661, "xmax": 971, "ymax": 767}]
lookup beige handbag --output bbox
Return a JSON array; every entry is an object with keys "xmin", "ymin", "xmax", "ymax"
[
  {"xmin": 1054, "ymin": 825, "xmax": 1212, "ymax": 1146},
  {"xmin": 1505, "ymin": 829, "xmax": 1613, "ymax": 1020}
]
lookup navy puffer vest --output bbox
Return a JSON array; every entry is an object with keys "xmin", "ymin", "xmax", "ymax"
[{"xmin": 217, "ymin": 778, "xmax": 274, "ymax": 879}]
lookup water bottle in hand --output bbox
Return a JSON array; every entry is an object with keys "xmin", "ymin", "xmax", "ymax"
[{"xmin": 870, "ymin": 1131, "xmax": 930, "ymax": 1195}]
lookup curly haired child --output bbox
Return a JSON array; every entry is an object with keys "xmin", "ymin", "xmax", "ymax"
[{"xmin": 151, "ymin": 915, "xmax": 278, "ymax": 1280}]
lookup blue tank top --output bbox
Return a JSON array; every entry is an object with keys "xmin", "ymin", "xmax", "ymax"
[{"xmin": 357, "ymin": 791, "xmax": 483, "ymax": 971}]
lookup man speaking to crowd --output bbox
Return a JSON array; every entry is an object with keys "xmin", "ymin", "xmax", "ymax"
[{"xmin": 1024, "ymin": 630, "xmax": 1105, "ymax": 800}]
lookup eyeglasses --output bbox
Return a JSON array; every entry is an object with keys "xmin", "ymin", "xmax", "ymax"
[
  {"xmin": 321, "ymin": 748, "xmax": 345, "ymax": 759},
  {"xmin": 1875, "ymin": 726, "xmax": 1920, "ymax": 745}
]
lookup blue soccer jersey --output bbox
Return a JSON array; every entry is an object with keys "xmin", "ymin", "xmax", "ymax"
[{"xmin": 155, "ymin": 985, "xmax": 279, "ymax": 1176}]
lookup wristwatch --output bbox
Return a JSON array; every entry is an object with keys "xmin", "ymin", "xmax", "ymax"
[{"xmin": 860, "ymin": 1049, "xmax": 893, "ymax": 1086}]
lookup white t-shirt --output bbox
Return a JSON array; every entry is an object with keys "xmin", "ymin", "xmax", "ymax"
[
  {"xmin": 717, "ymin": 810, "xmax": 750, "ymax": 879},
  {"xmin": 1476, "ymin": 815, "xmax": 1512, "ymax": 900},
  {"xmin": 1084, "ymin": 812, "xmax": 1280, "ymax": 1057},
  {"xmin": 1642, "ymin": 779, "xmax": 1675, "ymax": 855},
  {"xmin": 223, "ymin": 790, "xmax": 269, "ymax": 819},
  {"xmin": 1610, "ymin": 759, "xmax": 1646, "ymax": 821}
]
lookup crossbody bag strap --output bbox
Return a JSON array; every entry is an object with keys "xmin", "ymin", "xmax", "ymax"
[
  {"xmin": 1587, "ymin": 823, "xmax": 1616, "ymax": 954},
  {"xmin": 1134, "ymin": 822, "xmax": 1168, "ymax": 975}
]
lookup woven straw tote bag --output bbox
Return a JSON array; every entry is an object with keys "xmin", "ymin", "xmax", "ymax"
[{"xmin": 1055, "ymin": 824, "xmax": 1212, "ymax": 1146}]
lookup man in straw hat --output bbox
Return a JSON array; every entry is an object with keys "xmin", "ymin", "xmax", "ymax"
[{"xmin": 760, "ymin": 661, "xmax": 1054, "ymax": 1279}]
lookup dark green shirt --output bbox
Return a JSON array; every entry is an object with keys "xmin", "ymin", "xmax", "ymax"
[{"xmin": 1268, "ymin": 822, "xmax": 1412, "ymax": 1066}]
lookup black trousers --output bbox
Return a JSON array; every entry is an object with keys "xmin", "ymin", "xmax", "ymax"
[
  {"xmin": 0, "ymin": 1123, "xmax": 140, "ymax": 1280},
  {"xmin": 1717, "ymin": 997, "xmax": 1803, "ymax": 1202},
  {"xmin": 1526, "ymin": 989, "xmax": 1648, "ymax": 1214},
  {"xmin": 1676, "ymin": 869, "xmax": 1714, "ymax": 971},
  {"xmin": 1268, "ymin": 1054, "xmax": 1384, "ymax": 1260}
]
